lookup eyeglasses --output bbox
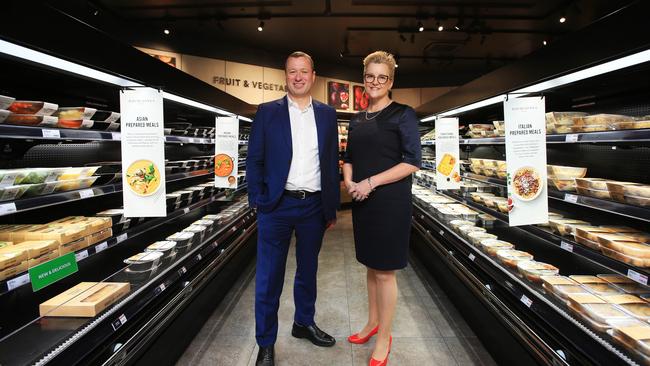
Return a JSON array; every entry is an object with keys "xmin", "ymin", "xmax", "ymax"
[{"xmin": 364, "ymin": 74, "xmax": 391, "ymax": 84}]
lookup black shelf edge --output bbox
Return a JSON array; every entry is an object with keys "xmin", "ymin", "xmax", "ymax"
[
  {"xmin": 433, "ymin": 187, "xmax": 650, "ymax": 286},
  {"xmin": 0, "ymin": 169, "xmax": 213, "ymax": 218},
  {"xmin": 419, "ymin": 129, "xmax": 650, "ymax": 146},
  {"xmin": 0, "ymin": 183, "xmax": 248, "ymax": 296},
  {"xmin": 411, "ymin": 203, "xmax": 641, "ymax": 366},
  {"xmin": 0, "ymin": 125, "xmax": 249, "ymax": 145},
  {"xmin": 461, "ymin": 173, "xmax": 650, "ymax": 223}
]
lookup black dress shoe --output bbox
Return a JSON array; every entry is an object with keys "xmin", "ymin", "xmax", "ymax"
[
  {"xmin": 256, "ymin": 345, "xmax": 274, "ymax": 366},
  {"xmin": 291, "ymin": 322, "xmax": 336, "ymax": 347}
]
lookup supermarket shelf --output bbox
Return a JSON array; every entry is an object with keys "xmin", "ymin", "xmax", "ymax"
[
  {"xmin": 0, "ymin": 184, "xmax": 248, "ymax": 296},
  {"xmin": 412, "ymin": 203, "xmax": 641, "ymax": 366},
  {"xmin": 419, "ymin": 129, "xmax": 650, "ymax": 146},
  {"xmin": 462, "ymin": 172, "xmax": 650, "ymax": 223},
  {"xmin": 441, "ymin": 189, "xmax": 650, "ymax": 286},
  {"xmin": 0, "ymin": 125, "xmax": 249, "ymax": 145},
  {"xmin": 0, "ymin": 169, "xmax": 213, "ymax": 218}
]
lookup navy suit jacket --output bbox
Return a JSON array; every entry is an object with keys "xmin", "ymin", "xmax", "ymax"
[{"xmin": 246, "ymin": 96, "xmax": 340, "ymax": 221}]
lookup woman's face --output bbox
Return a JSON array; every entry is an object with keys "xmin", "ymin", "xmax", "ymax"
[{"xmin": 363, "ymin": 62, "xmax": 393, "ymax": 101}]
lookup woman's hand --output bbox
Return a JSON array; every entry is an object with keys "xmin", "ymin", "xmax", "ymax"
[{"xmin": 352, "ymin": 178, "xmax": 373, "ymax": 201}]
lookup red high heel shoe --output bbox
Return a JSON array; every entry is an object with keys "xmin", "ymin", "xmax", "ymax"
[
  {"xmin": 368, "ymin": 336, "xmax": 392, "ymax": 366},
  {"xmin": 348, "ymin": 325, "xmax": 379, "ymax": 344}
]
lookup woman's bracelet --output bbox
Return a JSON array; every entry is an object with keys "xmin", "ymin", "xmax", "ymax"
[{"xmin": 367, "ymin": 177, "xmax": 376, "ymax": 192}]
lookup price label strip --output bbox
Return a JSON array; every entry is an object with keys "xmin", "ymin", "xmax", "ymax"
[
  {"xmin": 0, "ymin": 202, "xmax": 17, "ymax": 216},
  {"xmin": 564, "ymin": 194, "xmax": 579, "ymax": 204},
  {"xmin": 565, "ymin": 134, "xmax": 579, "ymax": 143},
  {"xmin": 42, "ymin": 129, "xmax": 61, "ymax": 139},
  {"xmin": 628, "ymin": 269, "xmax": 648, "ymax": 286},
  {"xmin": 112, "ymin": 314, "xmax": 128, "ymax": 331},
  {"xmin": 95, "ymin": 242, "xmax": 108, "ymax": 253},
  {"xmin": 7, "ymin": 274, "xmax": 30, "ymax": 291},
  {"xmin": 520, "ymin": 294, "xmax": 533, "ymax": 308},
  {"xmin": 75, "ymin": 250, "xmax": 89, "ymax": 262},
  {"xmin": 78, "ymin": 189, "xmax": 95, "ymax": 199},
  {"xmin": 560, "ymin": 241, "xmax": 574, "ymax": 252}
]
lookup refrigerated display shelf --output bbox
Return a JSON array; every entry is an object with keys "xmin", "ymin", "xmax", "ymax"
[
  {"xmin": 440, "ymin": 189, "xmax": 650, "ymax": 286},
  {"xmin": 0, "ymin": 125, "xmax": 248, "ymax": 145},
  {"xmin": 412, "ymin": 202, "xmax": 641, "ymax": 366},
  {"xmin": 461, "ymin": 172, "xmax": 650, "ymax": 223},
  {"xmin": 419, "ymin": 129, "xmax": 650, "ymax": 146},
  {"xmin": 0, "ymin": 201, "xmax": 256, "ymax": 366},
  {"xmin": 0, "ymin": 169, "xmax": 213, "ymax": 218},
  {"xmin": 0, "ymin": 184, "xmax": 248, "ymax": 296}
]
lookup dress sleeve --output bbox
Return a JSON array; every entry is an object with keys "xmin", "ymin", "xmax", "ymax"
[
  {"xmin": 398, "ymin": 106, "xmax": 422, "ymax": 168},
  {"xmin": 342, "ymin": 118, "xmax": 354, "ymax": 164}
]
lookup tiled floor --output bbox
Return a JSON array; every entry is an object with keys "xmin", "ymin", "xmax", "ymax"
[{"xmin": 176, "ymin": 210, "xmax": 497, "ymax": 366}]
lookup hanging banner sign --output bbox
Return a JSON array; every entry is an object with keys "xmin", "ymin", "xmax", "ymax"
[
  {"xmin": 504, "ymin": 97, "xmax": 548, "ymax": 226},
  {"xmin": 120, "ymin": 88, "xmax": 167, "ymax": 217},
  {"xmin": 214, "ymin": 116, "xmax": 239, "ymax": 189},
  {"xmin": 435, "ymin": 117, "xmax": 461, "ymax": 190}
]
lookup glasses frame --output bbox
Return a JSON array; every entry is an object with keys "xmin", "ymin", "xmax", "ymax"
[{"xmin": 364, "ymin": 73, "xmax": 391, "ymax": 85}]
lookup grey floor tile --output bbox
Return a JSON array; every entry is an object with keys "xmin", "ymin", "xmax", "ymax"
[
  {"xmin": 273, "ymin": 336, "xmax": 353, "ymax": 366},
  {"xmin": 420, "ymin": 295, "xmax": 474, "ymax": 338},
  {"xmin": 351, "ymin": 337, "xmax": 458, "ymax": 366},
  {"xmin": 180, "ymin": 335, "xmax": 256, "ymax": 366},
  {"xmin": 445, "ymin": 337, "xmax": 484, "ymax": 366}
]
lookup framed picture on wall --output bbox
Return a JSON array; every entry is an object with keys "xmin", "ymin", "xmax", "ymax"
[
  {"xmin": 327, "ymin": 81, "xmax": 350, "ymax": 110},
  {"xmin": 135, "ymin": 47, "xmax": 182, "ymax": 69},
  {"xmin": 353, "ymin": 85, "xmax": 369, "ymax": 111}
]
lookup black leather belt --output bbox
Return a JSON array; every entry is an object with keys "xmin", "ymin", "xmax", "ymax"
[{"xmin": 284, "ymin": 190, "xmax": 320, "ymax": 200}]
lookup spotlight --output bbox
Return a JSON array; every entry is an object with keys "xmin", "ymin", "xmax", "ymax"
[
  {"xmin": 543, "ymin": 40, "xmax": 548, "ymax": 46},
  {"xmin": 559, "ymin": 16, "xmax": 566, "ymax": 23},
  {"xmin": 257, "ymin": 21, "xmax": 264, "ymax": 32},
  {"xmin": 437, "ymin": 22, "xmax": 444, "ymax": 32},
  {"xmin": 93, "ymin": 10, "xmax": 99, "ymax": 16},
  {"xmin": 163, "ymin": 29, "xmax": 170, "ymax": 35},
  {"xmin": 454, "ymin": 25, "xmax": 460, "ymax": 30},
  {"xmin": 418, "ymin": 21, "xmax": 424, "ymax": 32}
]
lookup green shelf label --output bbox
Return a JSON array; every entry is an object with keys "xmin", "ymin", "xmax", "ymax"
[{"xmin": 29, "ymin": 252, "xmax": 78, "ymax": 292}]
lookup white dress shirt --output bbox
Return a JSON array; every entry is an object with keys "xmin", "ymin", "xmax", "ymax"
[{"xmin": 285, "ymin": 95, "xmax": 321, "ymax": 192}]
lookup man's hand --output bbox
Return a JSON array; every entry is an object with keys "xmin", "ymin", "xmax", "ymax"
[{"xmin": 326, "ymin": 219, "xmax": 337, "ymax": 230}]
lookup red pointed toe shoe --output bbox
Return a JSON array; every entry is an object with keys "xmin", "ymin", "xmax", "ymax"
[
  {"xmin": 368, "ymin": 337, "xmax": 392, "ymax": 366},
  {"xmin": 347, "ymin": 326, "xmax": 379, "ymax": 344}
]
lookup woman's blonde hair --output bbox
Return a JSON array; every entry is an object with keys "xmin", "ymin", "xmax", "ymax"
[{"xmin": 363, "ymin": 51, "xmax": 396, "ymax": 79}]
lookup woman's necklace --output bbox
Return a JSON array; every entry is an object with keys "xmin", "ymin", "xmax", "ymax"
[{"xmin": 364, "ymin": 100, "xmax": 393, "ymax": 120}]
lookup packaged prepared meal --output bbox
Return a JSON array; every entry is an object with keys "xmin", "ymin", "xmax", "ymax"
[
  {"xmin": 583, "ymin": 283, "xmax": 625, "ymax": 297},
  {"xmin": 458, "ymin": 225, "xmax": 486, "ymax": 239},
  {"xmin": 623, "ymin": 195, "xmax": 650, "ymax": 207},
  {"xmin": 574, "ymin": 178, "xmax": 609, "ymax": 191},
  {"xmin": 57, "ymin": 119, "xmax": 94, "ymax": 129},
  {"xmin": 124, "ymin": 251, "xmax": 163, "ymax": 271},
  {"xmin": 548, "ymin": 177, "xmax": 576, "ymax": 192},
  {"xmin": 609, "ymin": 120, "xmax": 650, "ymax": 130},
  {"xmin": 479, "ymin": 239, "xmax": 513, "ymax": 256},
  {"xmin": 545, "ymin": 112, "xmax": 588, "ymax": 125},
  {"xmin": 601, "ymin": 247, "xmax": 650, "ymax": 267},
  {"xmin": 166, "ymin": 232, "xmax": 196, "ymax": 251},
  {"xmin": 573, "ymin": 114, "xmax": 634, "ymax": 126},
  {"xmin": 4, "ymin": 114, "xmax": 58, "ymax": 127},
  {"xmin": 549, "ymin": 219, "xmax": 590, "ymax": 236},
  {"xmin": 547, "ymin": 165, "xmax": 587, "ymax": 179},
  {"xmin": 517, "ymin": 260, "xmax": 559, "ymax": 283},
  {"xmin": 541, "ymin": 275, "xmax": 588, "ymax": 299},
  {"xmin": 611, "ymin": 325, "xmax": 650, "ymax": 357},
  {"xmin": 8, "ymin": 101, "xmax": 58, "ymax": 116},
  {"xmin": 92, "ymin": 110, "xmax": 120, "ymax": 123},
  {"xmin": 574, "ymin": 235, "xmax": 602, "ymax": 250},
  {"xmin": 55, "ymin": 107, "xmax": 97, "ymax": 120},
  {"xmin": 577, "ymin": 187, "xmax": 610, "ymax": 200},
  {"xmin": 570, "ymin": 275, "xmax": 605, "ymax": 284},
  {"xmin": 467, "ymin": 232, "xmax": 497, "ymax": 246}
]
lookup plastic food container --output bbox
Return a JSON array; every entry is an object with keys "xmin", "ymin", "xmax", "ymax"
[
  {"xmin": 517, "ymin": 260, "xmax": 559, "ymax": 283},
  {"xmin": 55, "ymin": 107, "xmax": 97, "ymax": 120},
  {"xmin": 596, "ymin": 234, "xmax": 650, "ymax": 257},
  {"xmin": 611, "ymin": 325, "xmax": 650, "ymax": 359},
  {"xmin": 467, "ymin": 232, "xmax": 498, "ymax": 246},
  {"xmin": 0, "ymin": 109, "xmax": 10, "ymax": 124},
  {"xmin": 478, "ymin": 214, "xmax": 497, "ymax": 229},
  {"xmin": 92, "ymin": 110, "xmax": 120, "ymax": 123},
  {"xmin": 4, "ymin": 114, "xmax": 58, "ymax": 127},
  {"xmin": 0, "ymin": 185, "xmax": 29, "ymax": 202},
  {"xmin": 574, "ymin": 114, "xmax": 634, "ymax": 126},
  {"xmin": 183, "ymin": 225, "xmax": 207, "ymax": 243},
  {"xmin": 57, "ymin": 119, "xmax": 94, "ymax": 129},
  {"xmin": 575, "ymin": 226, "xmax": 625, "ymax": 242},
  {"xmin": 0, "ymin": 170, "xmax": 29, "ymax": 187},
  {"xmin": 8, "ymin": 101, "xmax": 58, "ymax": 116},
  {"xmin": 574, "ymin": 235, "xmax": 602, "ymax": 250},
  {"xmin": 479, "ymin": 239, "xmax": 513, "ymax": 256},
  {"xmin": 621, "ymin": 195, "xmax": 650, "ymax": 207},
  {"xmin": 548, "ymin": 178, "xmax": 577, "ymax": 192},
  {"xmin": 20, "ymin": 168, "xmax": 67, "ymax": 184},
  {"xmin": 124, "ymin": 251, "xmax": 164, "ymax": 271},
  {"xmin": 0, "ymin": 95, "xmax": 15, "ymax": 110},
  {"xmin": 482, "ymin": 167, "xmax": 497, "ymax": 178},
  {"xmin": 496, "ymin": 249, "xmax": 534, "ymax": 269},
  {"xmin": 545, "ymin": 112, "xmax": 588, "ymax": 125},
  {"xmin": 145, "ymin": 241, "xmax": 177, "ymax": 266},
  {"xmin": 55, "ymin": 177, "xmax": 98, "ymax": 192},
  {"xmin": 166, "ymin": 232, "xmax": 196, "ymax": 253},
  {"xmin": 574, "ymin": 178, "xmax": 610, "ymax": 191},
  {"xmin": 96, "ymin": 209, "xmax": 125, "ymax": 225},
  {"xmin": 21, "ymin": 182, "xmax": 60, "ymax": 198},
  {"xmin": 577, "ymin": 187, "xmax": 611, "ymax": 200},
  {"xmin": 583, "ymin": 282, "xmax": 625, "ymax": 297},
  {"xmin": 541, "ymin": 275, "xmax": 588, "ymax": 300},
  {"xmin": 547, "ymin": 165, "xmax": 587, "ymax": 179},
  {"xmin": 470, "ymin": 192, "xmax": 494, "ymax": 203},
  {"xmin": 601, "ymin": 247, "xmax": 650, "ymax": 267},
  {"xmin": 549, "ymin": 219, "xmax": 590, "ymax": 236},
  {"xmin": 193, "ymin": 219, "xmax": 216, "ymax": 232},
  {"xmin": 58, "ymin": 167, "xmax": 100, "ymax": 181},
  {"xmin": 458, "ymin": 225, "xmax": 486, "ymax": 239},
  {"xmin": 468, "ymin": 124, "xmax": 494, "ymax": 132}
]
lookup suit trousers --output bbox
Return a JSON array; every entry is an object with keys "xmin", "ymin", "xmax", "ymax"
[{"xmin": 255, "ymin": 194, "xmax": 326, "ymax": 347}]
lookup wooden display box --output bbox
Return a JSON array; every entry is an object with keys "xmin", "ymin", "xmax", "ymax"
[{"xmin": 40, "ymin": 282, "xmax": 130, "ymax": 317}]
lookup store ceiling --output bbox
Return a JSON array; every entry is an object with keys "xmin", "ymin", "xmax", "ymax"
[{"xmin": 54, "ymin": 0, "xmax": 633, "ymax": 88}]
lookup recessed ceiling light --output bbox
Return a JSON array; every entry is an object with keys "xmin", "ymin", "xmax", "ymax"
[
  {"xmin": 257, "ymin": 21, "xmax": 264, "ymax": 32},
  {"xmin": 559, "ymin": 16, "xmax": 566, "ymax": 23},
  {"xmin": 163, "ymin": 29, "xmax": 170, "ymax": 35}
]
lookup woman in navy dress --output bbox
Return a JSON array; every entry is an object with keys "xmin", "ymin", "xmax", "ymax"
[{"xmin": 343, "ymin": 51, "xmax": 421, "ymax": 366}]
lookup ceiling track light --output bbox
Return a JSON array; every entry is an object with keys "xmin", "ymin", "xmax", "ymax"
[
  {"xmin": 559, "ymin": 16, "xmax": 566, "ymax": 23},
  {"xmin": 417, "ymin": 21, "xmax": 424, "ymax": 32},
  {"xmin": 257, "ymin": 21, "xmax": 264, "ymax": 32},
  {"xmin": 437, "ymin": 21, "xmax": 444, "ymax": 32},
  {"xmin": 543, "ymin": 40, "xmax": 548, "ymax": 46},
  {"xmin": 163, "ymin": 28, "xmax": 170, "ymax": 35}
]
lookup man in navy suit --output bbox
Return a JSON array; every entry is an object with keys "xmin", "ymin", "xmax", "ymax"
[{"xmin": 247, "ymin": 51, "xmax": 340, "ymax": 366}]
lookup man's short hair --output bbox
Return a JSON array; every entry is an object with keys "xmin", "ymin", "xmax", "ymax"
[{"xmin": 286, "ymin": 51, "xmax": 315, "ymax": 71}]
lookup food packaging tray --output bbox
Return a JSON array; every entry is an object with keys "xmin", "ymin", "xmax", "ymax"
[{"xmin": 39, "ymin": 282, "xmax": 130, "ymax": 317}]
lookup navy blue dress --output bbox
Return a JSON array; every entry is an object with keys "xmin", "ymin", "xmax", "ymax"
[{"xmin": 344, "ymin": 102, "xmax": 422, "ymax": 270}]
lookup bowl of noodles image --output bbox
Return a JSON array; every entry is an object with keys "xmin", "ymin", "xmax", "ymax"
[
  {"xmin": 511, "ymin": 166, "xmax": 543, "ymax": 201},
  {"xmin": 126, "ymin": 160, "xmax": 161, "ymax": 196},
  {"xmin": 215, "ymin": 154, "xmax": 234, "ymax": 177}
]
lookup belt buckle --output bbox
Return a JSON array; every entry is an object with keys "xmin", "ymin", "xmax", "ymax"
[{"xmin": 298, "ymin": 190, "xmax": 306, "ymax": 199}]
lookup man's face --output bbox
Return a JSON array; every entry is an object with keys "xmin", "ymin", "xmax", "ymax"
[{"xmin": 285, "ymin": 56, "xmax": 315, "ymax": 98}]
